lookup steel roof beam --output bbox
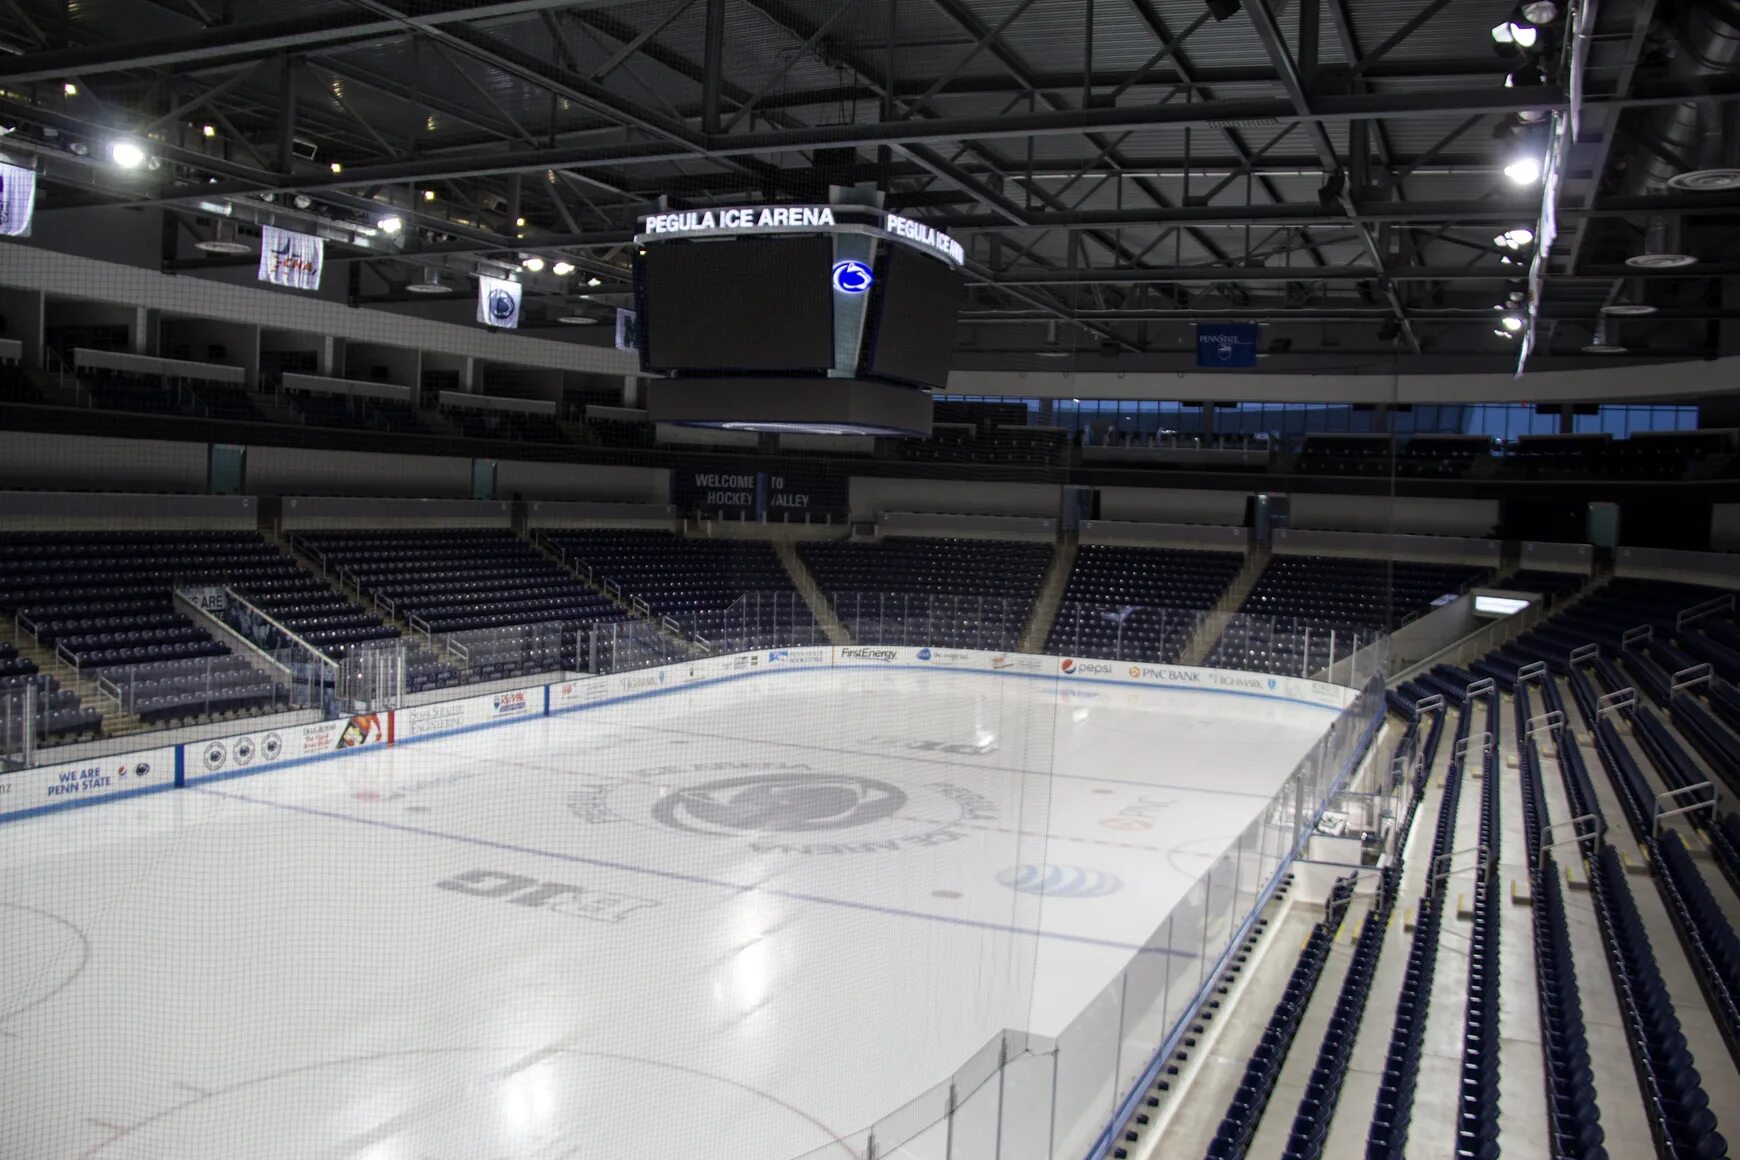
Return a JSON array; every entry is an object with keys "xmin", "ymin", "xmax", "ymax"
[{"xmin": 0, "ymin": 0, "xmax": 644, "ymax": 82}]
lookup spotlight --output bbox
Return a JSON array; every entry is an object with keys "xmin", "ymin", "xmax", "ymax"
[
  {"xmin": 62, "ymin": 82, "xmax": 77, "ymax": 96},
  {"xmin": 586, "ymin": 275, "xmax": 603, "ymax": 287},
  {"xmin": 522, "ymin": 256, "xmax": 545, "ymax": 272},
  {"xmin": 1204, "ymin": 0, "xmax": 1241, "ymax": 20},
  {"xmin": 1520, "ymin": 1, "xmax": 1559, "ymax": 23},
  {"xmin": 109, "ymin": 139, "xmax": 146, "ymax": 169},
  {"xmin": 1501, "ymin": 314, "xmax": 1525, "ymax": 332},
  {"xmin": 293, "ymin": 194, "xmax": 313, "ymax": 210},
  {"xmin": 201, "ymin": 124, "xmax": 216, "ymax": 139},
  {"xmin": 329, "ymin": 161, "xmax": 343, "ymax": 174},
  {"xmin": 1494, "ymin": 227, "xmax": 1535, "ymax": 249},
  {"xmin": 551, "ymin": 261, "xmax": 575, "ymax": 276},
  {"xmin": 377, "ymin": 214, "xmax": 403, "ymax": 235},
  {"xmin": 1504, "ymin": 154, "xmax": 1543, "ymax": 185},
  {"xmin": 1491, "ymin": 21, "xmax": 1538, "ymax": 48},
  {"xmin": 515, "ymin": 216, "xmax": 526, "ymax": 227},
  {"xmin": 423, "ymin": 189, "xmax": 436, "ymax": 202}
]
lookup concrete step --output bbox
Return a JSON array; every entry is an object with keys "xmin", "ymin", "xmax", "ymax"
[
  {"xmin": 774, "ymin": 541, "xmax": 851, "ymax": 646},
  {"xmin": 1018, "ymin": 533, "xmax": 1076, "ymax": 654}
]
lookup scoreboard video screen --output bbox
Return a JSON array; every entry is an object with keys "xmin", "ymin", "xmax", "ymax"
[
  {"xmin": 639, "ymin": 235, "xmax": 835, "ymax": 373},
  {"xmin": 863, "ymin": 243, "xmax": 966, "ymax": 390}
]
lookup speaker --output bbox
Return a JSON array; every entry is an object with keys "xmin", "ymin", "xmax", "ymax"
[{"xmin": 1205, "ymin": 0, "xmax": 1242, "ymax": 19}]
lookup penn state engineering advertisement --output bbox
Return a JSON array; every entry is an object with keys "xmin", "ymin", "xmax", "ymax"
[
  {"xmin": 398, "ymin": 685, "xmax": 541, "ymax": 741},
  {"xmin": 0, "ymin": 746, "xmax": 176, "ymax": 819},
  {"xmin": 258, "ymin": 225, "xmax": 324, "ymax": 291},
  {"xmin": 185, "ymin": 713, "xmax": 388, "ymax": 783}
]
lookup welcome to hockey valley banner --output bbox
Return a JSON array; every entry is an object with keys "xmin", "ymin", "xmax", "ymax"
[
  {"xmin": 258, "ymin": 224, "xmax": 324, "ymax": 291},
  {"xmin": 0, "ymin": 161, "xmax": 37, "ymax": 237},
  {"xmin": 478, "ymin": 275, "xmax": 521, "ymax": 329}
]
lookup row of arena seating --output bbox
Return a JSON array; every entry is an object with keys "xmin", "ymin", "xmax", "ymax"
[
  {"xmin": 1046, "ymin": 545, "xmax": 1244, "ymax": 663},
  {"xmin": 1424, "ymin": 574, "xmax": 1740, "ymax": 1157},
  {"xmin": 0, "ymin": 641, "xmax": 101, "ymax": 741},
  {"xmin": 799, "ymin": 537, "xmax": 1052, "ymax": 651},
  {"xmin": 286, "ymin": 390, "xmax": 422, "ymax": 434},
  {"xmin": 1207, "ymin": 555, "xmax": 1483, "ymax": 676},
  {"xmin": 541, "ymin": 529, "xmax": 807, "ymax": 649},
  {"xmin": 294, "ymin": 529, "xmax": 624, "ymax": 672}
]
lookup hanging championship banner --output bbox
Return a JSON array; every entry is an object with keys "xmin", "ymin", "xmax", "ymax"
[
  {"xmin": 258, "ymin": 225, "xmax": 324, "ymax": 291},
  {"xmin": 478, "ymin": 275, "xmax": 521, "ymax": 329},
  {"xmin": 0, "ymin": 161, "xmax": 37, "ymax": 238}
]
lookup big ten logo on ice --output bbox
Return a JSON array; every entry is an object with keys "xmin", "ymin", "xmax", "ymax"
[
  {"xmin": 1099, "ymin": 794, "xmax": 1176, "ymax": 831},
  {"xmin": 435, "ymin": 869, "xmax": 659, "ymax": 924},
  {"xmin": 1059, "ymin": 657, "xmax": 1112, "ymax": 676},
  {"xmin": 492, "ymin": 690, "xmax": 530, "ymax": 717}
]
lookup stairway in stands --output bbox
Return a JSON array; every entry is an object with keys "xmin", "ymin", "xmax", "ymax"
[
  {"xmin": 773, "ymin": 540, "xmax": 851, "ymax": 646},
  {"xmin": 1018, "ymin": 532, "xmax": 1077, "ymax": 654},
  {"xmin": 1177, "ymin": 545, "xmax": 1269, "ymax": 667}
]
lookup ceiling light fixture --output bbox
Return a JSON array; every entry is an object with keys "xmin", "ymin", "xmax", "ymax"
[
  {"xmin": 1520, "ymin": 1, "xmax": 1559, "ymax": 23},
  {"xmin": 292, "ymin": 194, "xmax": 313, "ymax": 210},
  {"xmin": 201, "ymin": 124, "xmax": 216, "ymax": 139},
  {"xmin": 1503, "ymin": 153, "xmax": 1543, "ymax": 185},
  {"xmin": 109, "ymin": 139, "xmax": 146, "ymax": 169},
  {"xmin": 1490, "ymin": 20, "xmax": 1538, "ymax": 48},
  {"xmin": 422, "ymin": 189, "xmax": 436, "ymax": 202},
  {"xmin": 62, "ymin": 82, "xmax": 77, "ymax": 96},
  {"xmin": 329, "ymin": 161, "xmax": 343, "ymax": 174},
  {"xmin": 551, "ymin": 261, "xmax": 575, "ymax": 276},
  {"xmin": 376, "ymin": 214, "xmax": 403, "ymax": 235},
  {"xmin": 586, "ymin": 275, "xmax": 603, "ymax": 287},
  {"xmin": 406, "ymin": 268, "xmax": 454, "ymax": 294},
  {"xmin": 1501, "ymin": 314, "xmax": 1525, "ymax": 332},
  {"xmin": 522, "ymin": 256, "xmax": 545, "ymax": 272}
]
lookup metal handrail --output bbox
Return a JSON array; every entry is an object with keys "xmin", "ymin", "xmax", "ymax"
[
  {"xmin": 1652, "ymin": 781, "xmax": 1718, "ymax": 836},
  {"xmin": 1430, "ymin": 843, "xmax": 1492, "ymax": 887},
  {"xmin": 1596, "ymin": 687, "xmax": 1636, "ymax": 720},
  {"xmin": 1527, "ymin": 709, "xmax": 1565, "ymax": 738},
  {"xmin": 1540, "ymin": 812, "xmax": 1604, "ymax": 854},
  {"xmin": 1669, "ymin": 663, "xmax": 1712, "ymax": 698},
  {"xmin": 1676, "ymin": 593, "xmax": 1734, "ymax": 630},
  {"xmin": 1621, "ymin": 623, "xmax": 1653, "ymax": 649}
]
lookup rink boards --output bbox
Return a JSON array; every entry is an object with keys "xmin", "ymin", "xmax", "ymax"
[{"xmin": 0, "ymin": 646, "xmax": 1358, "ymax": 822}]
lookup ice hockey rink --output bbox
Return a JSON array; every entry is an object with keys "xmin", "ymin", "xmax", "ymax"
[{"xmin": 1, "ymin": 664, "xmax": 1342, "ymax": 1160}]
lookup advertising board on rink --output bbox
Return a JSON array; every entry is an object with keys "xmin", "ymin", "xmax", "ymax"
[
  {"xmin": 0, "ymin": 746, "xmax": 178, "ymax": 819},
  {"xmin": 398, "ymin": 686, "xmax": 542, "ymax": 741},
  {"xmin": 185, "ymin": 713, "xmax": 388, "ymax": 783},
  {"xmin": 2, "ymin": 644, "xmax": 1358, "ymax": 823}
]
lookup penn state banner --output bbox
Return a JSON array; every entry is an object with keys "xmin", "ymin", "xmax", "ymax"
[
  {"xmin": 0, "ymin": 161, "xmax": 37, "ymax": 237},
  {"xmin": 257, "ymin": 225, "xmax": 323, "ymax": 291},
  {"xmin": 478, "ymin": 275, "xmax": 521, "ymax": 329}
]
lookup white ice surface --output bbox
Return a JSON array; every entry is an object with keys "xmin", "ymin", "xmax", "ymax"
[{"xmin": 0, "ymin": 666, "xmax": 1336, "ymax": 1159}]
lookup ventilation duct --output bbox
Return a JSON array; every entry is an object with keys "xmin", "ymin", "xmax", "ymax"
[
  {"xmin": 1627, "ymin": 5, "xmax": 1740, "ymax": 195},
  {"xmin": 405, "ymin": 267, "xmax": 453, "ymax": 294},
  {"xmin": 1625, "ymin": 215, "xmax": 1697, "ymax": 268}
]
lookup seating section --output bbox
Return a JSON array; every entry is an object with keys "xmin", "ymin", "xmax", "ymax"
[
  {"xmin": 543, "ymin": 529, "xmax": 808, "ymax": 648},
  {"xmin": 798, "ymin": 537, "xmax": 1051, "ymax": 649},
  {"xmin": 444, "ymin": 405, "xmax": 566, "ymax": 444},
  {"xmin": 1209, "ymin": 555, "xmax": 1484, "ymax": 675},
  {"xmin": 287, "ymin": 390, "xmax": 422, "ymax": 434},
  {"xmin": 1206, "ymin": 876, "xmax": 1358, "ymax": 1158},
  {"xmin": 295, "ymin": 529, "xmax": 622, "ymax": 679},
  {"xmin": 0, "ymin": 532, "xmax": 311, "ymax": 736},
  {"xmin": 0, "ymin": 638, "xmax": 99, "ymax": 742},
  {"xmin": 1045, "ymin": 544, "xmax": 1243, "ymax": 662}
]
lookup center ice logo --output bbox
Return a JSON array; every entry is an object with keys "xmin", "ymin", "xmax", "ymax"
[
  {"xmin": 654, "ymin": 773, "xmax": 907, "ymax": 837},
  {"xmin": 570, "ymin": 762, "xmax": 1001, "ymax": 855}
]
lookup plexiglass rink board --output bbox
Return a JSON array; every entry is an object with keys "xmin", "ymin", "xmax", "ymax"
[{"xmin": 1, "ymin": 664, "xmax": 1341, "ymax": 1160}]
